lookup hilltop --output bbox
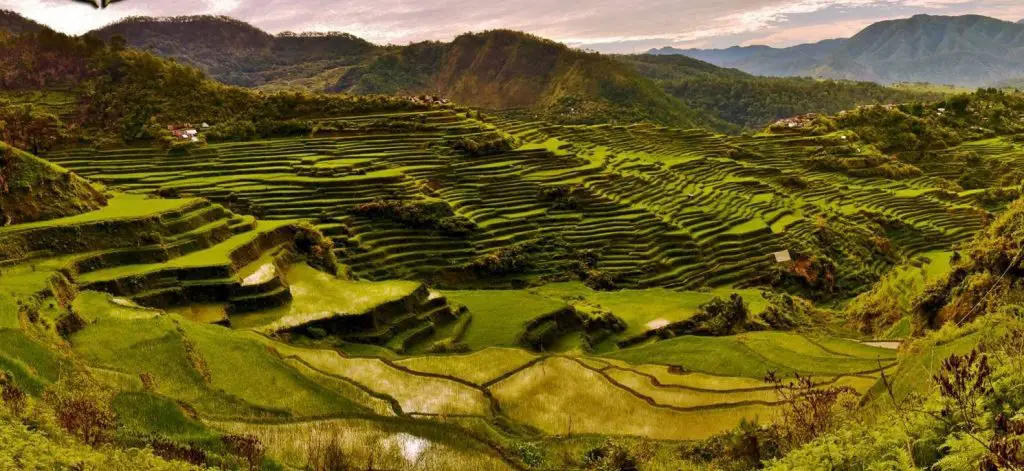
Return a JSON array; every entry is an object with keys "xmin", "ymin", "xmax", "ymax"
[
  {"xmin": 330, "ymin": 30, "xmax": 714, "ymax": 128},
  {"xmin": 90, "ymin": 16, "xmax": 377, "ymax": 88},
  {"xmin": 0, "ymin": 9, "xmax": 44, "ymax": 35},
  {"xmin": 0, "ymin": 142, "xmax": 106, "ymax": 225},
  {"xmin": 649, "ymin": 14, "xmax": 1024, "ymax": 87}
]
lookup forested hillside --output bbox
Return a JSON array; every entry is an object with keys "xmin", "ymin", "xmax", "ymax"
[
  {"xmin": 90, "ymin": 16, "xmax": 377, "ymax": 87},
  {"xmin": 330, "ymin": 30, "xmax": 716, "ymax": 128},
  {"xmin": 72, "ymin": 14, "xmax": 938, "ymax": 131},
  {"xmin": 620, "ymin": 54, "xmax": 945, "ymax": 129},
  {"xmin": 0, "ymin": 9, "xmax": 43, "ymax": 35},
  {"xmin": 0, "ymin": 27, "xmax": 426, "ymax": 147}
]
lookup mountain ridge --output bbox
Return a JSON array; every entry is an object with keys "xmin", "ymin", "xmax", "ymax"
[{"xmin": 648, "ymin": 14, "xmax": 1024, "ymax": 86}]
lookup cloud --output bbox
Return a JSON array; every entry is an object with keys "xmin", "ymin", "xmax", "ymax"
[{"xmin": 1, "ymin": 0, "xmax": 1021, "ymax": 51}]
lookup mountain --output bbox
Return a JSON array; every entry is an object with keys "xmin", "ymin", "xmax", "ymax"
[
  {"xmin": 648, "ymin": 15, "xmax": 1024, "ymax": 87},
  {"xmin": 84, "ymin": 15, "xmax": 940, "ymax": 131},
  {"xmin": 90, "ymin": 16, "xmax": 377, "ymax": 87},
  {"xmin": 0, "ymin": 9, "xmax": 45, "ymax": 35},
  {"xmin": 647, "ymin": 39, "xmax": 847, "ymax": 77},
  {"xmin": 615, "ymin": 54, "xmax": 944, "ymax": 129},
  {"xmin": 329, "ymin": 30, "xmax": 715, "ymax": 128}
]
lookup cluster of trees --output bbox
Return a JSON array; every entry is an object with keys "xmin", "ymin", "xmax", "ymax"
[
  {"xmin": 830, "ymin": 89, "xmax": 1024, "ymax": 155},
  {"xmin": 0, "ymin": 104, "xmax": 65, "ymax": 154},
  {"xmin": 0, "ymin": 29, "xmax": 431, "ymax": 151},
  {"xmin": 621, "ymin": 53, "xmax": 945, "ymax": 131},
  {"xmin": 351, "ymin": 198, "xmax": 476, "ymax": 235}
]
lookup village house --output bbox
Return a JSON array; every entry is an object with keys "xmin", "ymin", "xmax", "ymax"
[{"xmin": 168, "ymin": 123, "xmax": 200, "ymax": 142}]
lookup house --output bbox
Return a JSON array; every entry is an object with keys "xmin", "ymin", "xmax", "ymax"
[
  {"xmin": 772, "ymin": 250, "xmax": 792, "ymax": 263},
  {"xmin": 168, "ymin": 123, "xmax": 199, "ymax": 140}
]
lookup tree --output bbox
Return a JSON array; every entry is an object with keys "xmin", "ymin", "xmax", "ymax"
[
  {"xmin": 0, "ymin": 104, "xmax": 65, "ymax": 154},
  {"xmin": 43, "ymin": 367, "xmax": 117, "ymax": 447}
]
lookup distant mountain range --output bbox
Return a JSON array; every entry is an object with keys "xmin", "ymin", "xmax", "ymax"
[
  {"xmin": 0, "ymin": 11, "xmax": 949, "ymax": 131},
  {"xmin": 649, "ymin": 14, "xmax": 1024, "ymax": 87}
]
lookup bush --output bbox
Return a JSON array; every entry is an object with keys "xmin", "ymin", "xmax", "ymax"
[
  {"xmin": 222, "ymin": 434, "xmax": 265, "ymax": 471},
  {"xmin": 450, "ymin": 133, "xmax": 515, "ymax": 157},
  {"xmin": 43, "ymin": 368, "xmax": 117, "ymax": 447},
  {"xmin": 352, "ymin": 198, "xmax": 475, "ymax": 235},
  {"xmin": 679, "ymin": 419, "xmax": 782, "ymax": 471},
  {"xmin": 581, "ymin": 440, "xmax": 654, "ymax": 471}
]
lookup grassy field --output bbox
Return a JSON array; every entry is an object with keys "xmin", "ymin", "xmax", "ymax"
[
  {"xmin": 235, "ymin": 264, "xmax": 422, "ymax": 331},
  {"xmin": 604, "ymin": 331, "xmax": 895, "ymax": 379},
  {"xmin": 439, "ymin": 290, "xmax": 568, "ymax": 349}
]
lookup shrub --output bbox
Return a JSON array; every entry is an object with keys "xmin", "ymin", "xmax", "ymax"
[
  {"xmin": 511, "ymin": 441, "xmax": 544, "ymax": 468},
  {"xmin": 538, "ymin": 185, "xmax": 580, "ymax": 209},
  {"xmin": 351, "ymin": 198, "xmax": 475, "ymax": 235},
  {"xmin": 581, "ymin": 440, "xmax": 654, "ymax": 471},
  {"xmin": 679, "ymin": 419, "xmax": 783, "ymax": 471},
  {"xmin": 450, "ymin": 133, "xmax": 515, "ymax": 157},
  {"xmin": 0, "ymin": 371, "xmax": 26, "ymax": 417},
  {"xmin": 222, "ymin": 434, "xmax": 265, "ymax": 471},
  {"xmin": 294, "ymin": 223, "xmax": 342, "ymax": 275},
  {"xmin": 306, "ymin": 437, "xmax": 350, "ymax": 471},
  {"xmin": 465, "ymin": 243, "xmax": 533, "ymax": 275},
  {"xmin": 764, "ymin": 372, "xmax": 857, "ymax": 451},
  {"xmin": 43, "ymin": 368, "xmax": 117, "ymax": 447}
]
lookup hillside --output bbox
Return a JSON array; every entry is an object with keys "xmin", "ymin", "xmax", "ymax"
[
  {"xmin": 331, "ymin": 30, "xmax": 715, "ymax": 128},
  {"xmin": 619, "ymin": 54, "xmax": 945, "ymax": 129},
  {"xmin": 6, "ymin": 25, "xmax": 1024, "ymax": 469},
  {"xmin": 82, "ymin": 14, "xmax": 942, "ymax": 131},
  {"xmin": 0, "ymin": 9, "xmax": 44, "ymax": 35},
  {"xmin": 90, "ymin": 16, "xmax": 378, "ymax": 87},
  {"xmin": 0, "ymin": 142, "xmax": 106, "ymax": 225},
  {"xmin": 649, "ymin": 14, "xmax": 1024, "ymax": 87}
]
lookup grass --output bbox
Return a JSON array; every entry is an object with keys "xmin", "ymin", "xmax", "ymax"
[
  {"xmin": 210, "ymin": 417, "xmax": 513, "ymax": 470},
  {"xmin": 604, "ymin": 332, "xmax": 894, "ymax": 379},
  {"xmin": 72, "ymin": 291, "xmax": 163, "ymax": 322},
  {"xmin": 70, "ymin": 314, "xmax": 367, "ymax": 419},
  {"xmin": 439, "ymin": 290, "xmax": 568, "ymax": 350},
  {"xmin": 76, "ymin": 220, "xmax": 294, "ymax": 283},
  {"xmin": 112, "ymin": 391, "xmax": 214, "ymax": 440},
  {"xmin": 603, "ymin": 367, "xmax": 779, "ymax": 407},
  {"xmin": 0, "ymin": 193, "xmax": 197, "ymax": 235},
  {"xmin": 0, "ymin": 329, "xmax": 63, "ymax": 395},
  {"xmin": 490, "ymin": 357, "xmax": 777, "ymax": 440},
  {"xmin": 238, "ymin": 264, "xmax": 422, "ymax": 331},
  {"xmin": 395, "ymin": 348, "xmax": 539, "ymax": 385},
  {"xmin": 532, "ymin": 282, "xmax": 769, "ymax": 337},
  {"xmin": 180, "ymin": 322, "xmax": 367, "ymax": 416},
  {"xmin": 275, "ymin": 342, "xmax": 492, "ymax": 416}
]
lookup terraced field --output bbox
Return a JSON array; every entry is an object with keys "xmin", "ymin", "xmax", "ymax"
[
  {"xmin": 0, "ymin": 186, "xmax": 901, "ymax": 468},
  {"xmin": 43, "ymin": 108, "xmax": 1002, "ymax": 293}
]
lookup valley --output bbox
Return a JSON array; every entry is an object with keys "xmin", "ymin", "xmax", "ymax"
[{"xmin": 4, "ymin": 8, "xmax": 1024, "ymax": 471}]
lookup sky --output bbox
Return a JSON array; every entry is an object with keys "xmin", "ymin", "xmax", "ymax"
[{"xmin": 3, "ymin": 0, "xmax": 1024, "ymax": 52}]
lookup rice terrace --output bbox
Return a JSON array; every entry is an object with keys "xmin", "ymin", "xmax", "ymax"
[{"xmin": 6, "ymin": 5, "xmax": 1024, "ymax": 471}]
